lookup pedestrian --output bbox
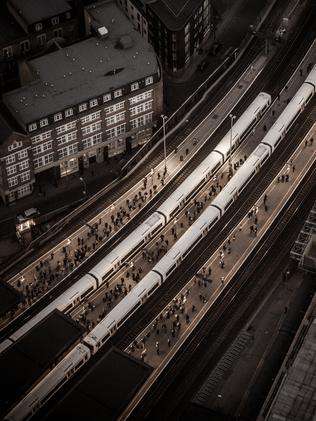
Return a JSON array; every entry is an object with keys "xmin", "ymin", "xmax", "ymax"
[{"xmin": 292, "ymin": 165, "xmax": 295, "ymax": 172}]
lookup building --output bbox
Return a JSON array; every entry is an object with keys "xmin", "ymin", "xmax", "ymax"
[
  {"xmin": 0, "ymin": 0, "xmax": 162, "ymax": 205},
  {"xmin": 117, "ymin": 0, "xmax": 213, "ymax": 73},
  {"xmin": 0, "ymin": 0, "xmax": 86, "ymax": 90}
]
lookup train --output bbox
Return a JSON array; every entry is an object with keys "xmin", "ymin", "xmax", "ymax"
[
  {"xmin": 0, "ymin": 92, "xmax": 272, "ymax": 354},
  {"xmin": 5, "ymin": 66, "xmax": 316, "ymax": 421}
]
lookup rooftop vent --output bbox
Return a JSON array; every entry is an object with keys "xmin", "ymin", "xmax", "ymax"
[
  {"xmin": 104, "ymin": 68, "xmax": 124, "ymax": 76},
  {"xmin": 116, "ymin": 35, "xmax": 133, "ymax": 49},
  {"xmin": 91, "ymin": 21, "xmax": 109, "ymax": 39}
]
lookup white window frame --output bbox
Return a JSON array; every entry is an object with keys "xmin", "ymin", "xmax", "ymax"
[
  {"xmin": 51, "ymin": 16, "xmax": 59, "ymax": 25},
  {"xmin": 145, "ymin": 76, "xmax": 153, "ymax": 85},
  {"xmin": 28, "ymin": 123, "xmax": 37, "ymax": 132},
  {"xmin": 3, "ymin": 46, "xmax": 13, "ymax": 58},
  {"xmin": 65, "ymin": 108, "xmax": 73, "ymax": 118},
  {"xmin": 40, "ymin": 118, "xmax": 48, "ymax": 128},
  {"xmin": 54, "ymin": 113, "xmax": 62, "ymax": 122},
  {"xmin": 5, "ymin": 155, "xmax": 16, "ymax": 165},
  {"xmin": 89, "ymin": 99, "xmax": 98, "ymax": 108},
  {"xmin": 79, "ymin": 103, "xmax": 87, "ymax": 112},
  {"xmin": 6, "ymin": 165, "xmax": 17, "ymax": 176},
  {"xmin": 131, "ymin": 82, "xmax": 139, "ymax": 92},
  {"xmin": 19, "ymin": 160, "xmax": 29, "ymax": 171},
  {"xmin": 114, "ymin": 89, "xmax": 122, "ymax": 98},
  {"xmin": 103, "ymin": 93, "xmax": 111, "ymax": 103},
  {"xmin": 35, "ymin": 22, "xmax": 43, "ymax": 31},
  {"xmin": 8, "ymin": 176, "xmax": 18, "ymax": 188},
  {"xmin": 18, "ymin": 150, "xmax": 28, "ymax": 160},
  {"xmin": 20, "ymin": 171, "xmax": 30, "ymax": 183}
]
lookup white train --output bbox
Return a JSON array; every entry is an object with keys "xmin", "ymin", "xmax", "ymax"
[
  {"xmin": 0, "ymin": 92, "xmax": 271, "ymax": 354},
  {"xmin": 5, "ymin": 67, "xmax": 316, "ymax": 421}
]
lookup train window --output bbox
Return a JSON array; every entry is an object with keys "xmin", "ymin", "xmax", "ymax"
[
  {"xmin": 80, "ymin": 286, "xmax": 94, "ymax": 300},
  {"xmin": 124, "ymin": 239, "xmax": 144, "ymax": 262},
  {"xmin": 118, "ymin": 302, "xmax": 141, "ymax": 327},
  {"xmin": 241, "ymin": 117, "xmax": 256, "ymax": 141},
  {"xmin": 170, "ymin": 206, "xmax": 179, "ymax": 219},
  {"xmin": 261, "ymin": 153, "xmax": 269, "ymax": 165},
  {"xmin": 166, "ymin": 264, "xmax": 176, "ymax": 277},
  {"xmin": 102, "ymin": 268, "xmax": 114, "ymax": 281},
  {"xmin": 238, "ymin": 170, "xmax": 255, "ymax": 194},
  {"xmin": 43, "ymin": 376, "xmax": 68, "ymax": 403},
  {"xmin": 224, "ymin": 199, "xmax": 233, "ymax": 211},
  {"xmin": 101, "ymin": 333, "xmax": 110, "ymax": 344},
  {"xmin": 211, "ymin": 161, "xmax": 221, "ymax": 174},
  {"xmin": 64, "ymin": 304, "xmax": 72, "ymax": 313},
  {"xmin": 306, "ymin": 91, "xmax": 313, "ymax": 103},
  {"xmin": 151, "ymin": 222, "xmax": 163, "ymax": 236},
  {"xmin": 183, "ymin": 235, "xmax": 202, "ymax": 258},
  {"xmin": 148, "ymin": 283, "xmax": 159, "ymax": 297},
  {"xmin": 74, "ymin": 359, "xmax": 84, "ymax": 371}
]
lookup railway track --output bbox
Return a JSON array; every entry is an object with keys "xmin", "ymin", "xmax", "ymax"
[
  {"xmin": 131, "ymin": 144, "xmax": 316, "ymax": 421},
  {"xmin": 1, "ymin": 2, "xmax": 315, "ymax": 343},
  {"xmin": 0, "ymin": 0, "xmax": 293, "ymax": 281}
]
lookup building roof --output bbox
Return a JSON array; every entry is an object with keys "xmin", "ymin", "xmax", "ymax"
[
  {"xmin": 8, "ymin": 0, "xmax": 72, "ymax": 25},
  {"xmin": 0, "ymin": 113, "xmax": 14, "ymax": 142},
  {"xmin": 266, "ymin": 311, "xmax": 316, "ymax": 421},
  {"xmin": 3, "ymin": 0, "xmax": 158, "ymax": 126},
  {"xmin": 43, "ymin": 347, "xmax": 152, "ymax": 421},
  {"xmin": 149, "ymin": 0, "xmax": 201, "ymax": 31},
  {"xmin": 0, "ymin": 1, "xmax": 25, "ymax": 45},
  {"xmin": 0, "ymin": 310, "xmax": 84, "ymax": 416}
]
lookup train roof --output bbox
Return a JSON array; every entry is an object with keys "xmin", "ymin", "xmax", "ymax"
[
  {"xmin": 90, "ymin": 213, "xmax": 164, "ymax": 278},
  {"xmin": 0, "ymin": 310, "xmax": 84, "ymax": 416},
  {"xmin": 9, "ymin": 274, "xmax": 95, "ymax": 343},
  {"xmin": 305, "ymin": 64, "xmax": 316, "ymax": 86}
]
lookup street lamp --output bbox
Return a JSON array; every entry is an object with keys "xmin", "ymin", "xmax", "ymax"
[
  {"xmin": 79, "ymin": 177, "xmax": 86, "ymax": 195},
  {"xmin": 161, "ymin": 114, "xmax": 167, "ymax": 173},
  {"xmin": 229, "ymin": 114, "xmax": 236, "ymax": 171}
]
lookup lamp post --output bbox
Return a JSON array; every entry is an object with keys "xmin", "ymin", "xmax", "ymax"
[
  {"xmin": 161, "ymin": 114, "xmax": 167, "ymax": 173},
  {"xmin": 229, "ymin": 114, "xmax": 236, "ymax": 171},
  {"xmin": 79, "ymin": 177, "xmax": 86, "ymax": 195}
]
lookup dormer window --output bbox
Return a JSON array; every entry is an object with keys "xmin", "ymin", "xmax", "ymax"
[
  {"xmin": 51, "ymin": 16, "xmax": 59, "ymax": 25},
  {"xmin": 65, "ymin": 108, "xmax": 73, "ymax": 118},
  {"xmin": 28, "ymin": 123, "xmax": 37, "ymax": 132},
  {"xmin": 131, "ymin": 82, "xmax": 139, "ymax": 92},
  {"xmin": 35, "ymin": 22, "xmax": 43, "ymax": 31}
]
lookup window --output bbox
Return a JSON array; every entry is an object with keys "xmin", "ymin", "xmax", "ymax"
[
  {"xmin": 31, "ymin": 130, "xmax": 52, "ymax": 144},
  {"xmin": 51, "ymin": 16, "xmax": 59, "ymax": 25},
  {"xmin": 129, "ymin": 90, "xmax": 152, "ymax": 105},
  {"xmin": 8, "ymin": 141, "xmax": 22, "ymax": 152},
  {"xmin": 19, "ymin": 160, "xmax": 29, "ymax": 171},
  {"xmin": 130, "ymin": 112, "xmax": 152, "ymax": 129},
  {"xmin": 89, "ymin": 99, "xmax": 98, "ymax": 108},
  {"xmin": 20, "ymin": 171, "xmax": 30, "ymax": 182},
  {"xmin": 35, "ymin": 22, "xmax": 43, "ymax": 31},
  {"xmin": 106, "ymin": 123, "xmax": 126, "ymax": 139},
  {"xmin": 81, "ymin": 111, "xmax": 101, "ymax": 125},
  {"xmin": 6, "ymin": 165, "xmax": 17, "ymax": 176},
  {"xmin": 8, "ymin": 176, "xmax": 18, "ymax": 188},
  {"xmin": 56, "ymin": 121, "xmax": 77, "ymax": 134},
  {"xmin": 130, "ymin": 100, "xmax": 152, "ymax": 117},
  {"xmin": 79, "ymin": 103, "xmax": 87, "ymax": 112},
  {"xmin": 5, "ymin": 155, "xmax": 15, "ymax": 165},
  {"xmin": 54, "ymin": 28, "xmax": 63, "ymax": 38},
  {"xmin": 20, "ymin": 40, "xmax": 30, "ymax": 53},
  {"xmin": 106, "ymin": 111, "xmax": 125, "ymax": 126},
  {"xmin": 37, "ymin": 33, "xmax": 46, "ymax": 46},
  {"xmin": 114, "ymin": 89, "xmax": 122, "ymax": 98},
  {"xmin": 54, "ymin": 113, "xmax": 62, "ymax": 122},
  {"xmin": 65, "ymin": 108, "xmax": 73, "ymax": 118},
  {"xmin": 40, "ymin": 118, "xmax": 48, "ymax": 128},
  {"xmin": 18, "ymin": 150, "xmax": 28, "ymax": 160},
  {"xmin": 131, "ymin": 82, "xmax": 139, "ymax": 92},
  {"xmin": 57, "ymin": 131, "xmax": 77, "ymax": 146},
  {"xmin": 81, "ymin": 122, "xmax": 101, "ymax": 136},
  {"xmin": 103, "ymin": 93, "xmax": 111, "ymax": 102},
  {"xmin": 145, "ymin": 76, "xmax": 153, "ymax": 86},
  {"xmin": 3, "ymin": 46, "xmax": 13, "ymax": 58},
  {"xmin": 28, "ymin": 123, "xmax": 37, "ymax": 132},
  {"xmin": 105, "ymin": 101, "xmax": 125, "ymax": 115},
  {"xmin": 58, "ymin": 143, "xmax": 78, "ymax": 159},
  {"xmin": 82, "ymin": 133, "xmax": 102, "ymax": 149},
  {"xmin": 32, "ymin": 140, "xmax": 53, "ymax": 154},
  {"xmin": 33, "ymin": 153, "xmax": 54, "ymax": 169},
  {"xmin": 17, "ymin": 184, "xmax": 31, "ymax": 197}
]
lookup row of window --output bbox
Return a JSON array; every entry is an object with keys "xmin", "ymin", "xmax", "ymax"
[
  {"xmin": 131, "ymin": 112, "xmax": 153, "ymax": 129},
  {"xmin": 28, "ymin": 79, "xmax": 154, "ymax": 132},
  {"xmin": 8, "ymin": 171, "xmax": 30, "ymax": 188},
  {"xmin": 5, "ymin": 149, "xmax": 28, "ymax": 165},
  {"xmin": 6, "ymin": 160, "xmax": 29, "ymax": 176}
]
